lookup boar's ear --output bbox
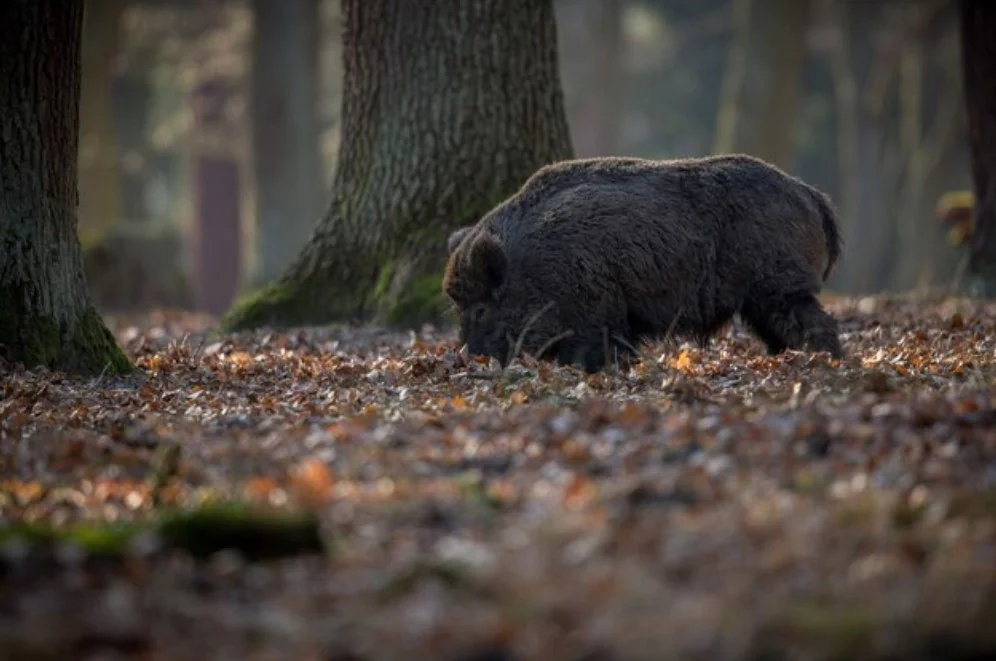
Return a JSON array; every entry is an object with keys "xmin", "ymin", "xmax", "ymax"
[
  {"xmin": 467, "ymin": 233, "xmax": 508, "ymax": 296},
  {"xmin": 447, "ymin": 226, "xmax": 474, "ymax": 255}
]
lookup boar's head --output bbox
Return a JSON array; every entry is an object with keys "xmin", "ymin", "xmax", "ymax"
[{"xmin": 442, "ymin": 228, "xmax": 513, "ymax": 364}]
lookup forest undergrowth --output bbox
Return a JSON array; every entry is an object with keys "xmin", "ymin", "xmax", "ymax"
[{"xmin": 2, "ymin": 294, "xmax": 995, "ymax": 661}]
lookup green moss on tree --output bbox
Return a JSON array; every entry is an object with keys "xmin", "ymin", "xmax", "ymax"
[
  {"xmin": 380, "ymin": 272, "xmax": 449, "ymax": 326},
  {"xmin": 221, "ymin": 281, "xmax": 301, "ymax": 331},
  {"xmin": 0, "ymin": 287, "xmax": 132, "ymax": 376},
  {"xmin": 71, "ymin": 306, "xmax": 133, "ymax": 375},
  {"xmin": 223, "ymin": 266, "xmax": 449, "ymax": 332},
  {"xmin": 221, "ymin": 266, "xmax": 374, "ymax": 332}
]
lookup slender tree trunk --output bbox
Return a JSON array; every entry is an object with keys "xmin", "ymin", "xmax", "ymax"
[
  {"xmin": 113, "ymin": 74, "xmax": 152, "ymax": 226},
  {"xmin": 222, "ymin": 0, "xmax": 573, "ymax": 331},
  {"xmin": 78, "ymin": 0, "xmax": 124, "ymax": 247},
  {"xmin": 714, "ymin": 0, "xmax": 809, "ymax": 169},
  {"xmin": 250, "ymin": 0, "xmax": 324, "ymax": 286},
  {"xmin": 746, "ymin": 0, "xmax": 810, "ymax": 169},
  {"xmin": 824, "ymin": 0, "xmax": 860, "ymax": 289},
  {"xmin": 714, "ymin": 0, "xmax": 752, "ymax": 155},
  {"xmin": 0, "ymin": 0, "xmax": 131, "ymax": 375},
  {"xmin": 190, "ymin": 78, "xmax": 244, "ymax": 316},
  {"xmin": 893, "ymin": 13, "xmax": 962, "ymax": 292},
  {"xmin": 846, "ymin": 120, "xmax": 893, "ymax": 293},
  {"xmin": 573, "ymin": 0, "xmax": 623, "ymax": 157},
  {"xmin": 958, "ymin": 0, "xmax": 996, "ymax": 296}
]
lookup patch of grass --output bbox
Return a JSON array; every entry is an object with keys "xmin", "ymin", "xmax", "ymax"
[
  {"xmin": 757, "ymin": 600, "xmax": 883, "ymax": 661},
  {"xmin": 157, "ymin": 501, "xmax": 326, "ymax": 561},
  {"xmin": 0, "ymin": 501, "xmax": 327, "ymax": 562},
  {"xmin": 0, "ymin": 520, "xmax": 141, "ymax": 555}
]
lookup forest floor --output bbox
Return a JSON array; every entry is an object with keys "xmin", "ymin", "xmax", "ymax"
[{"xmin": 2, "ymin": 294, "xmax": 996, "ymax": 661}]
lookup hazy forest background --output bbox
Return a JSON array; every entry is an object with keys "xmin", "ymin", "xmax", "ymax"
[{"xmin": 80, "ymin": 0, "xmax": 973, "ymax": 319}]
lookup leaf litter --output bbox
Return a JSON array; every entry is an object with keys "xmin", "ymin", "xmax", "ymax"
[{"xmin": 1, "ymin": 297, "xmax": 996, "ymax": 660}]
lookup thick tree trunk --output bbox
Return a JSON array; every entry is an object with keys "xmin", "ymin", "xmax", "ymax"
[
  {"xmin": 0, "ymin": 0, "xmax": 131, "ymax": 375},
  {"xmin": 958, "ymin": 0, "xmax": 996, "ymax": 296},
  {"xmin": 250, "ymin": 0, "xmax": 324, "ymax": 286},
  {"xmin": 223, "ymin": 0, "xmax": 573, "ymax": 331}
]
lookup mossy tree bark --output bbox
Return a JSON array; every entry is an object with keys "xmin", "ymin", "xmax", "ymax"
[
  {"xmin": 958, "ymin": 0, "xmax": 996, "ymax": 296},
  {"xmin": 0, "ymin": 0, "xmax": 132, "ymax": 376},
  {"xmin": 222, "ymin": 0, "xmax": 573, "ymax": 332}
]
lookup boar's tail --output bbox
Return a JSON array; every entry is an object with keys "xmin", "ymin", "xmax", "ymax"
[{"xmin": 811, "ymin": 188, "xmax": 843, "ymax": 281}]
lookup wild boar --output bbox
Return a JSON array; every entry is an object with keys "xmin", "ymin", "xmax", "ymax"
[{"xmin": 442, "ymin": 153, "xmax": 844, "ymax": 373}]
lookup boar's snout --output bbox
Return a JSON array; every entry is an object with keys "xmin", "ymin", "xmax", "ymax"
[{"xmin": 461, "ymin": 302, "xmax": 510, "ymax": 366}]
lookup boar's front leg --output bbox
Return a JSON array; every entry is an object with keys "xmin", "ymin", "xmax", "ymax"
[
  {"xmin": 741, "ymin": 289, "xmax": 844, "ymax": 359},
  {"xmin": 555, "ymin": 325, "xmax": 634, "ymax": 374}
]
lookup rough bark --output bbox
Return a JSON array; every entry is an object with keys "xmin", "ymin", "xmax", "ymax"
[
  {"xmin": 222, "ymin": 0, "xmax": 573, "ymax": 331},
  {"xmin": 250, "ymin": 0, "xmax": 324, "ymax": 286},
  {"xmin": 0, "ymin": 0, "xmax": 131, "ymax": 375},
  {"xmin": 957, "ymin": 0, "xmax": 996, "ymax": 296}
]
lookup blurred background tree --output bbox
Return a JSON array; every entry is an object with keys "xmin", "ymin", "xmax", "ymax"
[{"xmin": 77, "ymin": 0, "xmax": 984, "ymax": 325}]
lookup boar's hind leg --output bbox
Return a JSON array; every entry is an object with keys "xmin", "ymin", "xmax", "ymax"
[{"xmin": 741, "ymin": 290, "xmax": 844, "ymax": 359}]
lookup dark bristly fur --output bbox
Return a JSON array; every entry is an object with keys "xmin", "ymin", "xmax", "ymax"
[{"xmin": 442, "ymin": 154, "xmax": 845, "ymax": 373}]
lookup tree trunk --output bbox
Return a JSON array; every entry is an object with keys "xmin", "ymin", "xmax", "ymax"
[
  {"xmin": 0, "ymin": 0, "xmax": 131, "ymax": 375},
  {"xmin": 713, "ymin": 0, "xmax": 752, "ymax": 155},
  {"xmin": 714, "ymin": 0, "xmax": 809, "ymax": 168},
  {"xmin": 739, "ymin": 0, "xmax": 810, "ymax": 169},
  {"xmin": 78, "ymin": 0, "xmax": 124, "ymax": 248},
  {"xmin": 250, "ymin": 0, "xmax": 324, "ymax": 286},
  {"xmin": 222, "ymin": 0, "xmax": 573, "ymax": 331},
  {"xmin": 824, "ymin": 0, "xmax": 860, "ymax": 289},
  {"xmin": 190, "ymin": 78, "xmax": 244, "ymax": 316},
  {"xmin": 958, "ymin": 0, "xmax": 996, "ymax": 296},
  {"xmin": 113, "ymin": 73, "xmax": 153, "ymax": 227},
  {"xmin": 572, "ymin": 0, "xmax": 623, "ymax": 157}
]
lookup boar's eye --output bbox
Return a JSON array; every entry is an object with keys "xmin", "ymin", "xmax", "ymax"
[{"xmin": 470, "ymin": 303, "xmax": 488, "ymax": 324}]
